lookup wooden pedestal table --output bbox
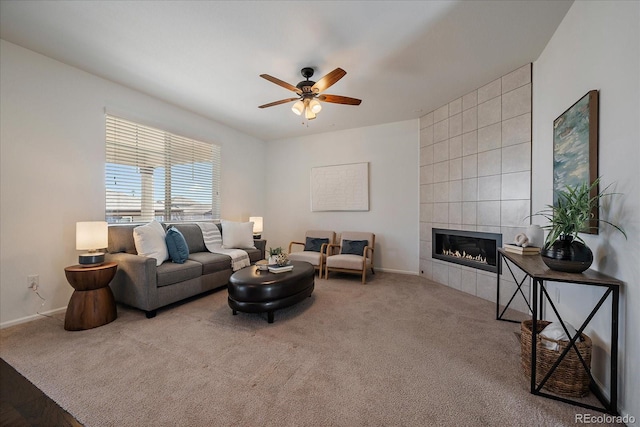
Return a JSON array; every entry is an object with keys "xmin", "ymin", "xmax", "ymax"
[{"xmin": 64, "ymin": 262, "xmax": 118, "ymax": 331}]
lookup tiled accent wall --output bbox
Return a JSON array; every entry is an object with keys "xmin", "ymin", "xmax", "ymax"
[{"xmin": 419, "ymin": 64, "xmax": 532, "ymax": 313}]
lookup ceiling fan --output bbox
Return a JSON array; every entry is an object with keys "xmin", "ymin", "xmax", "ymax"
[{"xmin": 258, "ymin": 67, "xmax": 362, "ymax": 120}]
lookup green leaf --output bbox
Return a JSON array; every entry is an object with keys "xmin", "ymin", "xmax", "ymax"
[{"xmin": 528, "ymin": 177, "xmax": 626, "ymax": 247}]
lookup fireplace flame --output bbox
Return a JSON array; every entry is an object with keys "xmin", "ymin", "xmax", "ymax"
[{"xmin": 442, "ymin": 249, "xmax": 488, "ymax": 264}]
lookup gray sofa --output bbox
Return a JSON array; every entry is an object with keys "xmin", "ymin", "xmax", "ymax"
[{"xmin": 105, "ymin": 223, "xmax": 265, "ymax": 318}]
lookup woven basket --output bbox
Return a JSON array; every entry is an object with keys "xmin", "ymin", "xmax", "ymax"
[{"xmin": 520, "ymin": 320, "xmax": 592, "ymax": 397}]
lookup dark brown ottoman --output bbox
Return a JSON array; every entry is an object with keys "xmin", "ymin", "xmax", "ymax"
[{"xmin": 228, "ymin": 261, "xmax": 314, "ymax": 323}]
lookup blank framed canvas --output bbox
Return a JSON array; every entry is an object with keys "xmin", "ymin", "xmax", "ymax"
[{"xmin": 310, "ymin": 162, "xmax": 369, "ymax": 211}]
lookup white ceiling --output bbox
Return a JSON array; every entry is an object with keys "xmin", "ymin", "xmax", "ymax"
[{"xmin": 0, "ymin": 0, "xmax": 572, "ymax": 141}]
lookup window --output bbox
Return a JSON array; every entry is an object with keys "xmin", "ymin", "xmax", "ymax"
[{"xmin": 105, "ymin": 115, "xmax": 220, "ymax": 223}]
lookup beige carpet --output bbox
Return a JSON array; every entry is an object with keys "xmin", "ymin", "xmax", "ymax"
[{"xmin": 0, "ymin": 272, "xmax": 620, "ymax": 427}]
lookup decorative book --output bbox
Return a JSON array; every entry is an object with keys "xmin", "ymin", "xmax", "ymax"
[
  {"xmin": 504, "ymin": 244, "xmax": 541, "ymax": 255},
  {"xmin": 268, "ymin": 264, "xmax": 294, "ymax": 274}
]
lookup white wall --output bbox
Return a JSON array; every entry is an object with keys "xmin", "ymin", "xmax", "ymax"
[
  {"xmin": 532, "ymin": 1, "xmax": 639, "ymax": 419},
  {"xmin": 0, "ymin": 40, "xmax": 266, "ymax": 327},
  {"xmin": 264, "ymin": 121, "xmax": 420, "ymax": 274}
]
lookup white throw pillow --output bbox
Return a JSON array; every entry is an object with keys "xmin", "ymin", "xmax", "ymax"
[
  {"xmin": 133, "ymin": 220, "xmax": 169, "ymax": 266},
  {"xmin": 221, "ymin": 220, "xmax": 256, "ymax": 249}
]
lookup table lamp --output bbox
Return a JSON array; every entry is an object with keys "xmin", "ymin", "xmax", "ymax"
[
  {"xmin": 76, "ymin": 221, "xmax": 108, "ymax": 266},
  {"xmin": 249, "ymin": 216, "xmax": 263, "ymax": 239}
]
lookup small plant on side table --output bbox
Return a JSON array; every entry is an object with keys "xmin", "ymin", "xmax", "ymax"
[{"xmin": 531, "ymin": 178, "xmax": 626, "ymax": 273}]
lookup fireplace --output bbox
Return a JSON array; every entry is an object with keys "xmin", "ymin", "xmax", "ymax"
[{"xmin": 432, "ymin": 228, "xmax": 502, "ymax": 273}]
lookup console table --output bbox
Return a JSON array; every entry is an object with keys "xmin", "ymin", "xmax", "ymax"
[{"xmin": 496, "ymin": 248, "xmax": 621, "ymax": 415}]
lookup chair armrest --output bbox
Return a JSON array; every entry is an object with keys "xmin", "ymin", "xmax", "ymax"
[
  {"xmin": 288, "ymin": 241, "xmax": 305, "ymax": 253},
  {"xmin": 326, "ymin": 243, "xmax": 341, "ymax": 256},
  {"xmin": 320, "ymin": 243, "xmax": 330, "ymax": 255},
  {"xmin": 364, "ymin": 246, "xmax": 374, "ymax": 268}
]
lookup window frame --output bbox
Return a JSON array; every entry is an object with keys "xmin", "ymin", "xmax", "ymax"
[{"xmin": 105, "ymin": 114, "xmax": 221, "ymax": 224}]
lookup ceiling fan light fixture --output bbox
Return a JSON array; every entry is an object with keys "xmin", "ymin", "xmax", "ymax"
[
  {"xmin": 305, "ymin": 107, "xmax": 316, "ymax": 120},
  {"xmin": 260, "ymin": 67, "xmax": 361, "ymax": 121},
  {"xmin": 291, "ymin": 100, "xmax": 304, "ymax": 115},
  {"xmin": 309, "ymin": 99, "xmax": 322, "ymax": 114}
]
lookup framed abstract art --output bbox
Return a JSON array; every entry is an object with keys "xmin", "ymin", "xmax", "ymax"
[{"xmin": 553, "ymin": 90, "xmax": 599, "ymax": 234}]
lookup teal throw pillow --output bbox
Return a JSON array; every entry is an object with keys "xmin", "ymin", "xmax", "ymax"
[
  {"xmin": 304, "ymin": 237, "xmax": 329, "ymax": 252},
  {"xmin": 341, "ymin": 239, "xmax": 368, "ymax": 256},
  {"xmin": 165, "ymin": 226, "xmax": 189, "ymax": 264}
]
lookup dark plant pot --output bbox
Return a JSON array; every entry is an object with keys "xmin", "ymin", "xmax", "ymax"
[{"xmin": 541, "ymin": 236, "xmax": 593, "ymax": 274}]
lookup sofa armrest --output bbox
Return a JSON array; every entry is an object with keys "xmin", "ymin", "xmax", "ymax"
[
  {"xmin": 253, "ymin": 239, "xmax": 266, "ymax": 260},
  {"xmin": 105, "ymin": 252, "xmax": 158, "ymax": 311}
]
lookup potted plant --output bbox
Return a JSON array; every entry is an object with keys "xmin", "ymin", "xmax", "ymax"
[
  {"xmin": 531, "ymin": 178, "xmax": 626, "ymax": 273},
  {"xmin": 268, "ymin": 247, "xmax": 283, "ymax": 265}
]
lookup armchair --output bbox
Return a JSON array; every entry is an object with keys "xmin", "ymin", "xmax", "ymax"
[
  {"xmin": 288, "ymin": 230, "xmax": 336, "ymax": 278},
  {"xmin": 325, "ymin": 232, "xmax": 375, "ymax": 284}
]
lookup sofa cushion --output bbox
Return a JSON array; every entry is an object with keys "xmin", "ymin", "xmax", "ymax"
[
  {"xmin": 341, "ymin": 239, "xmax": 368, "ymax": 256},
  {"xmin": 188, "ymin": 252, "xmax": 234, "ymax": 275},
  {"xmin": 221, "ymin": 220, "xmax": 256, "ymax": 249},
  {"xmin": 170, "ymin": 223, "xmax": 207, "ymax": 253},
  {"xmin": 165, "ymin": 227, "xmax": 189, "ymax": 264},
  {"xmin": 304, "ymin": 237, "xmax": 329, "ymax": 252},
  {"xmin": 107, "ymin": 224, "xmax": 138, "ymax": 254},
  {"xmin": 133, "ymin": 220, "xmax": 169, "ymax": 266},
  {"xmin": 156, "ymin": 260, "xmax": 202, "ymax": 287}
]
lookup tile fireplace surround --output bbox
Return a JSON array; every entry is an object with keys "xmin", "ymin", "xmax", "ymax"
[{"xmin": 420, "ymin": 64, "xmax": 532, "ymax": 314}]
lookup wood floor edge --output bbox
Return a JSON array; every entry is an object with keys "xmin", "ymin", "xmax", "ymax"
[{"xmin": 0, "ymin": 358, "xmax": 83, "ymax": 427}]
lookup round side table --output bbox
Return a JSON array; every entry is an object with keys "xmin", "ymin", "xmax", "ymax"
[{"xmin": 64, "ymin": 262, "xmax": 118, "ymax": 331}]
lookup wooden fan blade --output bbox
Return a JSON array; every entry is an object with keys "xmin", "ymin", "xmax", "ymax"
[
  {"xmin": 318, "ymin": 94, "xmax": 362, "ymax": 105},
  {"xmin": 311, "ymin": 68, "xmax": 346, "ymax": 93},
  {"xmin": 258, "ymin": 98, "xmax": 299, "ymax": 109},
  {"xmin": 260, "ymin": 74, "xmax": 302, "ymax": 95}
]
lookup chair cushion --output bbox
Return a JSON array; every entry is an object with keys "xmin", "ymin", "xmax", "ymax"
[
  {"xmin": 326, "ymin": 254, "xmax": 371, "ymax": 270},
  {"xmin": 304, "ymin": 237, "xmax": 329, "ymax": 252},
  {"xmin": 341, "ymin": 239, "xmax": 368, "ymax": 255},
  {"xmin": 288, "ymin": 251, "xmax": 323, "ymax": 267},
  {"xmin": 165, "ymin": 226, "xmax": 189, "ymax": 264}
]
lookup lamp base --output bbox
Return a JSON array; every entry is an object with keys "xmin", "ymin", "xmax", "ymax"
[
  {"xmin": 253, "ymin": 234, "xmax": 262, "ymax": 240},
  {"xmin": 79, "ymin": 253, "xmax": 105, "ymax": 267}
]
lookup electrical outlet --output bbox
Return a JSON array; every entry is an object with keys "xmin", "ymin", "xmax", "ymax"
[{"xmin": 27, "ymin": 275, "xmax": 39, "ymax": 290}]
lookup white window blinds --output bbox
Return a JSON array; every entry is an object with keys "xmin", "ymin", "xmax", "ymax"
[{"xmin": 105, "ymin": 115, "xmax": 221, "ymax": 223}]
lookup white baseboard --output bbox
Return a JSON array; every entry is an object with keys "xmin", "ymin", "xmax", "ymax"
[
  {"xmin": 0, "ymin": 307, "xmax": 66, "ymax": 329},
  {"xmin": 376, "ymin": 267, "xmax": 419, "ymax": 276}
]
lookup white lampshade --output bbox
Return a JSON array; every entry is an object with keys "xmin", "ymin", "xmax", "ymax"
[
  {"xmin": 291, "ymin": 100, "xmax": 304, "ymax": 116},
  {"xmin": 309, "ymin": 99, "xmax": 322, "ymax": 114},
  {"xmin": 76, "ymin": 221, "xmax": 108, "ymax": 251},
  {"xmin": 249, "ymin": 216, "xmax": 263, "ymax": 234},
  {"xmin": 305, "ymin": 108, "xmax": 316, "ymax": 120}
]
